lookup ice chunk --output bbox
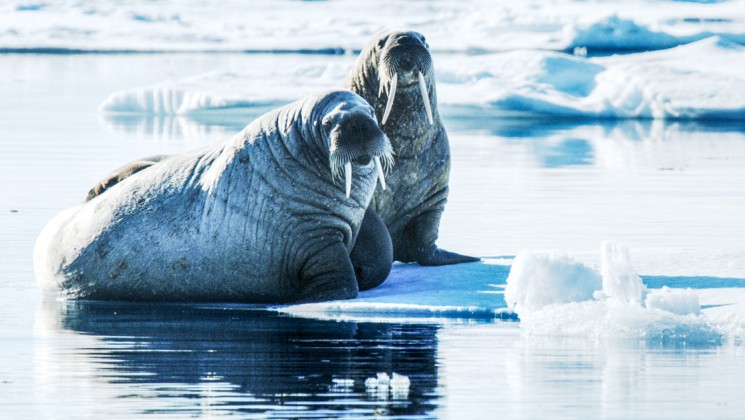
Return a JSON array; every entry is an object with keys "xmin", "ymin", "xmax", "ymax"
[
  {"xmin": 365, "ymin": 372, "xmax": 390, "ymax": 388},
  {"xmin": 331, "ymin": 378, "xmax": 355, "ymax": 387},
  {"xmin": 645, "ymin": 287, "xmax": 701, "ymax": 316},
  {"xmin": 600, "ymin": 241, "xmax": 646, "ymax": 305},
  {"xmin": 365, "ymin": 372, "xmax": 410, "ymax": 400},
  {"xmin": 505, "ymin": 242, "xmax": 719, "ymax": 343},
  {"xmin": 390, "ymin": 372, "xmax": 410, "ymax": 390},
  {"xmin": 504, "ymin": 250, "xmax": 602, "ymax": 315}
]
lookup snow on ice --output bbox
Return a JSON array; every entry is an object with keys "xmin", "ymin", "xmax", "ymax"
[
  {"xmin": 505, "ymin": 242, "xmax": 726, "ymax": 343},
  {"xmin": 99, "ymin": 37, "xmax": 745, "ymax": 120}
]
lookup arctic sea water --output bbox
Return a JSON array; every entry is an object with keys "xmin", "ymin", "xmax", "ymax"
[{"xmin": 2, "ymin": 52, "xmax": 745, "ymax": 419}]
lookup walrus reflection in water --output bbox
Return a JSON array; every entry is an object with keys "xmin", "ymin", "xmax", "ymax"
[
  {"xmin": 34, "ymin": 90, "xmax": 394, "ymax": 302},
  {"xmin": 346, "ymin": 30, "xmax": 479, "ymax": 266}
]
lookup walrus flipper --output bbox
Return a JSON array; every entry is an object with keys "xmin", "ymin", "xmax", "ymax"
[
  {"xmin": 350, "ymin": 208, "xmax": 393, "ymax": 291},
  {"xmin": 85, "ymin": 154, "xmax": 171, "ymax": 202},
  {"xmin": 399, "ymin": 205, "xmax": 480, "ymax": 266},
  {"xmin": 417, "ymin": 246, "xmax": 480, "ymax": 266},
  {"xmin": 298, "ymin": 242, "xmax": 360, "ymax": 303}
]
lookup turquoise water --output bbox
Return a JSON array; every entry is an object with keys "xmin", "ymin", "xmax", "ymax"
[{"xmin": 2, "ymin": 54, "xmax": 745, "ymax": 419}]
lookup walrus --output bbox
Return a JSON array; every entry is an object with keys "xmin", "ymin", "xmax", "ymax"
[
  {"xmin": 345, "ymin": 30, "xmax": 479, "ymax": 266},
  {"xmin": 34, "ymin": 90, "xmax": 394, "ymax": 303}
]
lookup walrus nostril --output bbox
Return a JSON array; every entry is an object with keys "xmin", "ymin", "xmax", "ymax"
[{"xmin": 398, "ymin": 56, "xmax": 415, "ymax": 72}]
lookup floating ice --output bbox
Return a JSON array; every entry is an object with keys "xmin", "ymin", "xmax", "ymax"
[
  {"xmin": 565, "ymin": 15, "xmax": 680, "ymax": 51},
  {"xmin": 390, "ymin": 373, "xmax": 411, "ymax": 391},
  {"xmin": 599, "ymin": 241, "xmax": 645, "ymax": 305},
  {"xmin": 504, "ymin": 251, "xmax": 602, "ymax": 314},
  {"xmin": 365, "ymin": 372, "xmax": 410, "ymax": 400},
  {"xmin": 645, "ymin": 287, "xmax": 701, "ymax": 316},
  {"xmin": 99, "ymin": 37, "xmax": 745, "ymax": 120},
  {"xmin": 330, "ymin": 378, "xmax": 355, "ymax": 393},
  {"xmin": 364, "ymin": 372, "xmax": 390, "ymax": 388},
  {"xmin": 506, "ymin": 242, "xmax": 722, "ymax": 343},
  {"xmin": 332, "ymin": 378, "xmax": 355, "ymax": 387}
]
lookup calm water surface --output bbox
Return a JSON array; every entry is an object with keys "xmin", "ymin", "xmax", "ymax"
[{"xmin": 2, "ymin": 54, "xmax": 745, "ymax": 419}]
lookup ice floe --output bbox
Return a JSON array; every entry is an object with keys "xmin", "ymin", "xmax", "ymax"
[
  {"xmin": 505, "ymin": 242, "xmax": 730, "ymax": 344},
  {"xmin": 99, "ymin": 37, "xmax": 745, "ymax": 120}
]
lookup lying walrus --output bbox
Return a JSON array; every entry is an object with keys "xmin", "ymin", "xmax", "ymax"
[
  {"xmin": 346, "ymin": 30, "xmax": 479, "ymax": 266},
  {"xmin": 34, "ymin": 90, "xmax": 393, "ymax": 303}
]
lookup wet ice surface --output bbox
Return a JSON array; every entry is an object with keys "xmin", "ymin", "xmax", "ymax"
[{"xmin": 2, "ymin": 52, "xmax": 745, "ymax": 418}]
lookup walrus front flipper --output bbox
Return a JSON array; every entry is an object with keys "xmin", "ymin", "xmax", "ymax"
[
  {"xmin": 351, "ymin": 208, "xmax": 393, "ymax": 291},
  {"xmin": 298, "ymin": 242, "xmax": 360, "ymax": 303}
]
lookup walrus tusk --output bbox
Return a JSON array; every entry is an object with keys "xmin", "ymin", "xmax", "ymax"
[
  {"xmin": 381, "ymin": 72, "xmax": 398, "ymax": 126},
  {"xmin": 345, "ymin": 162, "xmax": 352, "ymax": 198},
  {"xmin": 418, "ymin": 72, "xmax": 434, "ymax": 125},
  {"xmin": 374, "ymin": 157, "xmax": 386, "ymax": 190}
]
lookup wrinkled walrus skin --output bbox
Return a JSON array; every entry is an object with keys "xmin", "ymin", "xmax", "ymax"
[
  {"xmin": 34, "ymin": 90, "xmax": 394, "ymax": 303},
  {"xmin": 346, "ymin": 30, "xmax": 479, "ymax": 266}
]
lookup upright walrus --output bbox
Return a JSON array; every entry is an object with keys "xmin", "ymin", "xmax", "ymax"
[
  {"xmin": 34, "ymin": 90, "xmax": 393, "ymax": 303},
  {"xmin": 346, "ymin": 30, "xmax": 479, "ymax": 266}
]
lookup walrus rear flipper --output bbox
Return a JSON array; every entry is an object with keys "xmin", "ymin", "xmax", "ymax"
[
  {"xmin": 85, "ymin": 155, "xmax": 171, "ymax": 202},
  {"xmin": 417, "ymin": 246, "xmax": 480, "ymax": 266},
  {"xmin": 398, "ymin": 208, "xmax": 480, "ymax": 266}
]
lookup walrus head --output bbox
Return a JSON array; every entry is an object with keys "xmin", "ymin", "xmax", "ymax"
[
  {"xmin": 320, "ymin": 97, "xmax": 394, "ymax": 198},
  {"xmin": 349, "ymin": 30, "xmax": 435, "ymax": 127}
]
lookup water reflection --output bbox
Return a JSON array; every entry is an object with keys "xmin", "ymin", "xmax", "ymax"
[
  {"xmin": 437, "ymin": 324, "xmax": 745, "ymax": 419},
  {"xmin": 34, "ymin": 300, "xmax": 440, "ymax": 418},
  {"xmin": 100, "ymin": 109, "xmax": 745, "ymax": 172},
  {"xmin": 100, "ymin": 112, "xmax": 251, "ymax": 142}
]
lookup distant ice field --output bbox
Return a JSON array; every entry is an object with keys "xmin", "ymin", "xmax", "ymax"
[
  {"xmin": 98, "ymin": 37, "xmax": 745, "ymax": 120},
  {"xmin": 2, "ymin": 0, "xmax": 745, "ymax": 53},
  {"xmin": 5, "ymin": 0, "xmax": 745, "ymax": 119}
]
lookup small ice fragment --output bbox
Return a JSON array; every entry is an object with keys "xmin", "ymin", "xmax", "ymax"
[
  {"xmin": 332, "ymin": 378, "xmax": 355, "ymax": 387},
  {"xmin": 601, "ymin": 241, "xmax": 646, "ymax": 304},
  {"xmin": 390, "ymin": 373, "xmax": 410, "ymax": 390},
  {"xmin": 645, "ymin": 286, "xmax": 701, "ymax": 316},
  {"xmin": 364, "ymin": 372, "xmax": 391, "ymax": 388}
]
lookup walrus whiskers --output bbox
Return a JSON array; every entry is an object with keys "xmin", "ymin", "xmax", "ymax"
[
  {"xmin": 381, "ymin": 72, "xmax": 397, "ymax": 126},
  {"xmin": 331, "ymin": 141, "xmax": 392, "ymax": 197},
  {"xmin": 418, "ymin": 72, "xmax": 434, "ymax": 125}
]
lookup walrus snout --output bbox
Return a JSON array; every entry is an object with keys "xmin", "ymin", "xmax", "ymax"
[{"xmin": 327, "ymin": 110, "xmax": 393, "ymax": 198}]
